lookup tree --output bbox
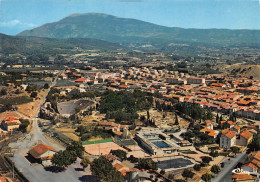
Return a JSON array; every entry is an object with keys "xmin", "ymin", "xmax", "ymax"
[
  {"xmin": 181, "ymin": 169, "xmax": 194, "ymax": 180},
  {"xmin": 66, "ymin": 141, "xmax": 84, "ymax": 158},
  {"xmin": 248, "ymin": 132, "xmax": 260, "ymax": 152},
  {"xmin": 160, "ymin": 169, "xmax": 165, "ymax": 175},
  {"xmin": 90, "ymin": 156, "xmax": 124, "ymax": 182},
  {"xmin": 110, "ymin": 149, "xmax": 127, "ymax": 161},
  {"xmin": 231, "ymin": 146, "xmax": 240, "ymax": 155},
  {"xmin": 216, "ymin": 114, "xmax": 219, "ymax": 124},
  {"xmin": 0, "ymin": 88, "xmax": 7, "ymax": 96},
  {"xmin": 211, "ymin": 165, "xmax": 220, "ymax": 174},
  {"xmin": 209, "ymin": 150, "xmax": 219, "ymax": 158},
  {"xmin": 201, "ymin": 173, "xmax": 212, "ymax": 182},
  {"xmin": 80, "ymin": 157, "xmax": 91, "ymax": 171},
  {"xmin": 51, "ymin": 150, "xmax": 76, "ymax": 168},
  {"xmin": 30, "ymin": 91, "xmax": 38, "ymax": 98},
  {"xmin": 138, "ymin": 158, "xmax": 157, "ymax": 170},
  {"xmin": 15, "ymin": 89, "xmax": 20, "ymax": 94},
  {"xmin": 18, "ymin": 119, "xmax": 30, "ymax": 133},
  {"xmin": 43, "ymin": 83, "xmax": 49, "ymax": 89},
  {"xmin": 219, "ymin": 115, "xmax": 223, "ymax": 122},
  {"xmin": 193, "ymin": 164, "xmax": 201, "ymax": 171},
  {"xmin": 201, "ymin": 156, "xmax": 212, "ymax": 165},
  {"xmin": 175, "ymin": 112, "xmax": 179, "ymax": 125}
]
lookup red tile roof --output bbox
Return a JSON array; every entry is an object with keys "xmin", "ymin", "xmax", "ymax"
[
  {"xmin": 0, "ymin": 177, "xmax": 7, "ymax": 182},
  {"xmin": 232, "ymin": 174, "xmax": 255, "ymax": 181},
  {"xmin": 222, "ymin": 130, "xmax": 236, "ymax": 139},
  {"xmin": 75, "ymin": 78, "xmax": 87, "ymax": 82},
  {"xmin": 29, "ymin": 144, "xmax": 56, "ymax": 159},
  {"xmin": 5, "ymin": 116, "xmax": 19, "ymax": 122},
  {"xmin": 240, "ymin": 130, "xmax": 253, "ymax": 140}
]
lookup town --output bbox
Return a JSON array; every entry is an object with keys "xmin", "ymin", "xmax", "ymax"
[
  {"xmin": 1, "ymin": 1, "xmax": 260, "ymax": 182},
  {"xmin": 0, "ymin": 53, "xmax": 259, "ymax": 182}
]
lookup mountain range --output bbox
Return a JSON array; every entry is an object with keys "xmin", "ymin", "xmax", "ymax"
[{"xmin": 18, "ymin": 13, "xmax": 260, "ymax": 48}]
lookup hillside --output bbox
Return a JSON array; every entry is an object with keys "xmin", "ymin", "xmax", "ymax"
[
  {"xmin": 0, "ymin": 33, "xmax": 122, "ymax": 55},
  {"xmin": 18, "ymin": 13, "xmax": 260, "ymax": 47},
  {"xmin": 219, "ymin": 64, "xmax": 260, "ymax": 78}
]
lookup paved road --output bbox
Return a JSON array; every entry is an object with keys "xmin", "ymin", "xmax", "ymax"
[
  {"xmin": 9, "ymin": 72, "xmax": 98, "ymax": 182},
  {"xmin": 212, "ymin": 152, "xmax": 247, "ymax": 182}
]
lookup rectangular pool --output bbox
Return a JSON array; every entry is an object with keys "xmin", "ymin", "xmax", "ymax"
[
  {"xmin": 158, "ymin": 158, "xmax": 193, "ymax": 169},
  {"xmin": 152, "ymin": 141, "xmax": 170, "ymax": 148}
]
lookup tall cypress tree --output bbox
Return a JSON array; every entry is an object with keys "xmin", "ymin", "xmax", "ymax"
[
  {"xmin": 175, "ymin": 112, "xmax": 179, "ymax": 125},
  {"xmin": 216, "ymin": 114, "xmax": 219, "ymax": 124}
]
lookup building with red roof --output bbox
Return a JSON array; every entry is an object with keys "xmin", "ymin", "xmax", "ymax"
[
  {"xmin": 239, "ymin": 130, "xmax": 253, "ymax": 146},
  {"xmin": 75, "ymin": 78, "xmax": 87, "ymax": 83},
  {"xmin": 1, "ymin": 116, "xmax": 21, "ymax": 132},
  {"xmin": 220, "ymin": 129, "xmax": 236, "ymax": 149},
  {"xmin": 28, "ymin": 143, "xmax": 57, "ymax": 166},
  {"xmin": 241, "ymin": 151, "xmax": 260, "ymax": 176}
]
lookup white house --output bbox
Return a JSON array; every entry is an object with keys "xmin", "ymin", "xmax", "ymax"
[{"xmin": 220, "ymin": 129, "xmax": 236, "ymax": 149}]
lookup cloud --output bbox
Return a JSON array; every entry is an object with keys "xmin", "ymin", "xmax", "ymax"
[{"xmin": 0, "ymin": 19, "xmax": 37, "ymax": 28}]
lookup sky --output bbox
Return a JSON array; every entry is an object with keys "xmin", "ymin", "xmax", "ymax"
[{"xmin": 0, "ymin": 0, "xmax": 260, "ymax": 35}]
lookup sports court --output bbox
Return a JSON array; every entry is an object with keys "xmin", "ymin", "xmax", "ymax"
[{"xmin": 84, "ymin": 142, "xmax": 126, "ymax": 155}]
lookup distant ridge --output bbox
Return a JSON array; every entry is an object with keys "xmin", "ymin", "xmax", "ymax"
[
  {"xmin": 0, "ymin": 33, "xmax": 122, "ymax": 55},
  {"xmin": 18, "ymin": 13, "xmax": 260, "ymax": 47}
]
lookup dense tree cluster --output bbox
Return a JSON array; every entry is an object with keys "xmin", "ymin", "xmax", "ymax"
[
  {"xmin": 110, "ymin": 149, "xmax": 127, "ymax": 161},
  {"xmin": 51, "ymin": 141, "xmax": 84, "ymax": 168},
  {"xmin": 175, "ymin": 103, "xmax": 212, "ymax": 121},
  {"xmin": 100, "ymin": 90, "xmax": 153, "ymax": 123},
  {"xmin": 138, "ymin": 158, "xmax": 157, "ymax": 170},
  {"xmin": 90, "ymin": 156, "xmax": 125, "ymax": 182},
  {"xmin": 181, "ymin": 125, "xmax": 215, "ymax": 146},
  {"xmin": 18, "ymin": 119, "xmax": 30, "ymax": 133},
  {"xmin": 76, "ymin": 125, "xmax": 112, "ymax": 141}
]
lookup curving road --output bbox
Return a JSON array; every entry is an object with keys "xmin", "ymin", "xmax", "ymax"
[{"xmin": 9, "ymin": 72, "xmax": 97, "ymax": 182}]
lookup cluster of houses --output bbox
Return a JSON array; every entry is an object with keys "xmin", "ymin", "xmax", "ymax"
[
  {"xmin": 232, "ymin": 151, "xmax": 260, "ymax": 181},
  {"xmin": 198, "ymin": 119, "xmax": 258, "ymax": 149},
  {"xmin": 58, "ymin": 66, "xmax": 260, "ymax": 121}
]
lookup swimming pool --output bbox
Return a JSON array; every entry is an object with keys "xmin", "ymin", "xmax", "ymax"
[
  {"xmin": 158, "ymin": 158, "xmax": 193, "ymax": 169},
  {"xmin": 152, "ymin": 141, "xmax": 170, "ymax": 148}
]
